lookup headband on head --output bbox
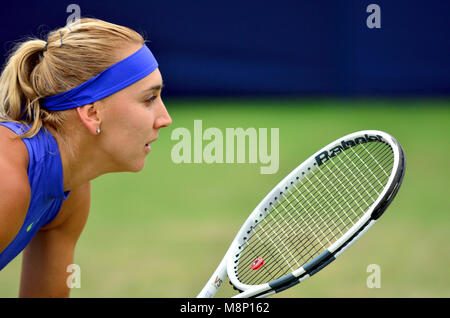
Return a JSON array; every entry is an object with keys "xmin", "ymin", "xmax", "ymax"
[{"xmin": 42, "ymin": 44, "xmax": 158, "ymax": 111}]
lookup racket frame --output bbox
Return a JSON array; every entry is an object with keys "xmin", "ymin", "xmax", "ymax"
[{"xmin": 197, "ymin": 130, "xmax": 405, "ymax": 298}]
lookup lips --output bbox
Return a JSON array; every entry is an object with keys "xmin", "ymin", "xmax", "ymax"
[
  {"xmin": 145, "ymin": 138, "xmax": 157, "ymax": 147},
  {"xmin": 145, "ymin": 137, "xmax": 157, "ymax": 152},
  {"xmin": 144, "ymin": 143, "xmax": 152, "ymax": 153}
]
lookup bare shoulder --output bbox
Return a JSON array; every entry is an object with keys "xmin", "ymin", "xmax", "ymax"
[
  {"xmin": 0, "ymin": 125, "xmax": 29, "ymax": 170},
  {"xmin": 0, "ymin": 125, "xmax": 31, "ymax": 253},
  {"xmin": 40, "ymin": 181, "xmax": 91, "ymax": 233}
]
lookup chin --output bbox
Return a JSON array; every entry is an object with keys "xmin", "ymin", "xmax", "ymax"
[
  {"xmin": 112, "ymin": 149, "xmax": 147, "ymax": 173},
  {"xmin": 134, "ymin": 158, "xmax": 147, "ymax": 172},
  {"xmin": 128, "ymin": 160, "xmax": 146, "ymax": 173}
]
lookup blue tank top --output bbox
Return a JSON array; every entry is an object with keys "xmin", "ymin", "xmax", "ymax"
[{"xmin": 0, "ymin": 121, "xmax": 70, "ymax": 271}]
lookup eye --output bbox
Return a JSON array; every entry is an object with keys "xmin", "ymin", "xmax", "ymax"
[{"xmin": 145, "ymin": 95, "xmax": 158, "ymax": 104}]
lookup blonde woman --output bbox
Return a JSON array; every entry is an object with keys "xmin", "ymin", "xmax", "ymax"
[{"xmin": 0, "ymin": 18, "xmax": 172, "ymax": 297}]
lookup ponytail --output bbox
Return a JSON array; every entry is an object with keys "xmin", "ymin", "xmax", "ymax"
[{"xmin": 0, "ymin": 38, "xmax": 50, "ymax": 138}]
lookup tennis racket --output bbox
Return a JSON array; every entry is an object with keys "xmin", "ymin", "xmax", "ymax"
[{"xmin": 197, "ymin": 130, "xmax": 405, "ymax": 298}]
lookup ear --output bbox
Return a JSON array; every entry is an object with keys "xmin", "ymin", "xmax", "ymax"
[{"xmin": 76, "ymin": 103, "xmax": 102, "ymax": 135}]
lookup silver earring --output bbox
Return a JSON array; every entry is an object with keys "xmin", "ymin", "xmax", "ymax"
[{"xmin": 96, "ymin": 127, "xmax": 101, "ymax": 134}]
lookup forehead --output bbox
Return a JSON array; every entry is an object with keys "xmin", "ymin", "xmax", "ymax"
[
  {"xmin": 113, "ymin": 43, "xmax": 163, "ymax": 93},
  {"xmin": 132, "ymin": 68, "xmax": 163, "ymax": 92}
]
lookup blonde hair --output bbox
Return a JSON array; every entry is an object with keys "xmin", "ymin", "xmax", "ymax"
[{"xmin": 0, "ymin": 18, "xmax": 145, "ymax": 155}]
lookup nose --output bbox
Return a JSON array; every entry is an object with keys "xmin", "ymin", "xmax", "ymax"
[{"xmin": 154, "ymin": 100, "xmax": 172, "ymax": 129}]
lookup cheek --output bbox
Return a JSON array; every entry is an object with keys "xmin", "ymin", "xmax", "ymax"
[{"xmin": 104, "ymin": 108, "xmax": 154, "ymax": 150}]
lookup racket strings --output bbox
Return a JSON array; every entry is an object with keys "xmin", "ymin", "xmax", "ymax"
[
  {"xmin": 240, "ymin": 166, "xmax": 387, "ymax": 284},
  {"xmin": 237, "ymin": 143, "xmax": 392, "ymax": 284},
  {"xmin": 241, "ymin": 142, "xmax": 393, "ymax": 283},
  {"xmin": 239, "ymin": 142, "xmax": 390, "ymax": 268},
  {"xmin": 238, "ymin": 142, "xmax": 393, "ymax": 284},
  {"xmin": 236, "ymin": 141, "xmax": 394, "ymax": 285}
]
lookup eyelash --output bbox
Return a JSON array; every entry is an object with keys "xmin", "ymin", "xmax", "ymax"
[{"xmin": 145, "ymin": 95, "xmax": 158, "ymax": 104}]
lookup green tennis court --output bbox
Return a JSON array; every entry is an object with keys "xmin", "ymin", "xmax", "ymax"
[{"xmin": 0, "ymin": 98, "xmax": 448, "ymax": 297}]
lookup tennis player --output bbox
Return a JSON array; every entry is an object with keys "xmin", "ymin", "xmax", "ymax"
[{"xmin": 0, "ymin": 18, "xmax": 172, "ymax": 297}]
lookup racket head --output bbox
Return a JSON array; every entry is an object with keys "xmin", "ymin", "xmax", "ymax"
[{"xmin": 225, "ymin": 130, "xmax": 405, "ymax": 296}]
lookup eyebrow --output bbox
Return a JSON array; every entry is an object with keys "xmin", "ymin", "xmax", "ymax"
[{"xmin": 143, "ymin": 83, "xmax": 164, "ymax": 92}]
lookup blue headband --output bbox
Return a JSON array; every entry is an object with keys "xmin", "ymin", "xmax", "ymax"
[{"xmin": 42, "ymin": 44, "xmax": 158, "ymax": 111}]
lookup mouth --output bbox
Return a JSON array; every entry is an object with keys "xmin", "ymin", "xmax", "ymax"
[
  {"xmin": 145, "ymin": 137, "xmax": 157, "ymax": 152},
  {"xmin": 145, "ymin": 138, "xmax": 157, "ymax": 146}
]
